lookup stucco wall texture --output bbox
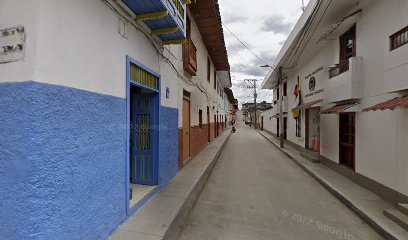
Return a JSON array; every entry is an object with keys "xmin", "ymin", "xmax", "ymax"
[{"xmin": 0, "ymin": 81, "xmax": 179, "ymax": 240}]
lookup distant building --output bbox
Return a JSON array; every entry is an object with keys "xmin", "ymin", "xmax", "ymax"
[{"xmin": 242, "ymin": 101, "xmax": 272, "ymax": 128}]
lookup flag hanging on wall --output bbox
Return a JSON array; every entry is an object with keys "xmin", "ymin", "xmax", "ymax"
[{"xmin": 292, "ymin": 78, "xmax": 301, "ymax": 119}]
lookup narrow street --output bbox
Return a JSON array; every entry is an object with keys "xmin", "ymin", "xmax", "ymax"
[{"xmin": 178, "ymin": 124, "xmax": 382, "ymax": 240}]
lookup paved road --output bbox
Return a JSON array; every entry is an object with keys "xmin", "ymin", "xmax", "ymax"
[{"xmin": 178, "ymin": 124, "xmax": 382, "ymax": 240}]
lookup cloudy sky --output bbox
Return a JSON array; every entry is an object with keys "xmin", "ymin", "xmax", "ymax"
[{"xmin": 218, "ymin": 0, "xmax": 311, "ymax": 107}]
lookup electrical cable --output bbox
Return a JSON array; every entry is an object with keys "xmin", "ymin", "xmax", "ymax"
[
  {"xmin": 101, "ymin": 0, "xmax": 229, "ymax": 111},
  {"xmin": 222, "ymin": 22, "xmax": 273, "ymax": 67}
]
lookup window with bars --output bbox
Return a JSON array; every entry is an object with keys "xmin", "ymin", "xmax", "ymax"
[
  {"xmin": 390, "ymin": 26, "xmax": 408, "ymax": 51},
  {"xmin": 296, "ymin": 113, "xmax": 301, "ymax": 137}
]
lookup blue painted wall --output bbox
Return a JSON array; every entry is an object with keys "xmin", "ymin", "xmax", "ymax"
[
  {"xmin": 0, "ymin": 81, "xmax": 179, "ymax": 240},
  {"xmin": 158, "ymin": 106, "xmax": 179, "ymax": 186}
]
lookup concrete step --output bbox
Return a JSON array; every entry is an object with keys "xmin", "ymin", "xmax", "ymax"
[
  {"xmin": 300, "ymin": 150, "xmax": 320, "ymax": 163},
  {"xmin": 383, "ymin": 209, "xmax": 408, "ymax": 233},
  {"xmin": 397, "ymin": 204, "xmax": 408, "ymax": 216}
]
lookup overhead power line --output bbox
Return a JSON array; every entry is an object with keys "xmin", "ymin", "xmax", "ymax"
[{"xmin": 222, "ymin": 22, "xmax": 273, "ymax": 68}]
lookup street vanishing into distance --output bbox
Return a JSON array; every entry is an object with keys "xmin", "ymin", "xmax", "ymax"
[{"xmin": 178, "ymin": 124, "xmax": 382, "ymax": 240}]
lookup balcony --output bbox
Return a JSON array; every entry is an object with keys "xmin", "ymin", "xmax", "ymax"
[
  {"xmin": 384, "ymin": 43, "xmax": 408, "ymax": 93},
  {"xmin": 329, "ymin": 60, "xmax": 349, "ymax": 79},
  {"xmin": 122, "ymin": 0, "xmax": 187, "ymax": 44},
  {"xmin": 325, "ymin": 57, "xmax": 363, "ymax": 103},
  {"xmin": 182, "ymin": 39, "xmax": 197, "ymax": 75}
]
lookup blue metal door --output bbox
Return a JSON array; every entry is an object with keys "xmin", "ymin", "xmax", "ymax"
[{"xmin": 131, "ymin": 93, "xmax": 156, "ymax": 185}]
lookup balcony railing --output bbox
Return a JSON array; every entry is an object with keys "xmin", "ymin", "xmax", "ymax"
[
  {"xmin": 329, "ymin": 60, "xmax": 350, "ymax": 79},
  {"xmin": 122, "ymin": 0, "xmax": 186, "ymax": 43},
  {"xmin": 182, "ymin": 39, "xmax": 197, "ymax": 76},
  {"xmin": 170, "ymin": 0, "xmax": 185, "ymax": 24}
]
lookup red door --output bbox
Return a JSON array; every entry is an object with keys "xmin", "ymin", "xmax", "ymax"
[
  {"xmin": 339, "ymin": 113, "xmax": 355, "ymax": 170},
  {"xmin": 207, "ymin": 107, "xmax": 210, "ymax": 142},
  {"xmin": 182, "ymin": 98, "xmax": 191, "ymax": 162}
]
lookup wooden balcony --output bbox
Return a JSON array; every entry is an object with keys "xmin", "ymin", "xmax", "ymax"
[
  {"xmin": 183, "ymin": 39, "xmax": 197, "ymax": 76},
  {"xmin": 329, "ymin": 60, "xmax": 350, "ymax": 79}
]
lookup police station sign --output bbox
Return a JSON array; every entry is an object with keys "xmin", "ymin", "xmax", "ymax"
[
  {"xmin": 304, "ymin": 66, "xmax": 324, "ymax": 98},
  {"xmin": 0, "ymin": 26, "xmax": 25, "ymax": 64}
]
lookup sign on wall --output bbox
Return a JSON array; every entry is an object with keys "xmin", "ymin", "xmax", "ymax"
[
  {"xmin": 0, "ymin": 26, "xmax": 25, "ymax": 64},
  {"xmin": 304, "ymin": 66, "xmax": 324, "ymax": 98}
]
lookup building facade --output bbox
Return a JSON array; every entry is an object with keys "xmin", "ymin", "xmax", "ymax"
[
  {"xmin": 0, "ymin": 0, "xmax": 232, "ymax": 239},
  {"xmin": 261, "ymin": 0, "xmax": 408, "ymax": 205}
]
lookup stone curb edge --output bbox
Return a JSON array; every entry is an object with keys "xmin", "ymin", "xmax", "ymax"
[{"xmin": 164, "ymin": 131, "xmax": 232, "ymax": 240}]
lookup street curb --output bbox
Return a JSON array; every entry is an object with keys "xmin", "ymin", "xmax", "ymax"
[
  {"xmin": 164, "ymin": 131, "xmax": 232, "ymax": 240},
  {"xmin": 259, "ymin": 131, "xmax": 402, "ymax": 240},
  {"xmin": 109, "ymin": 130, "xmax": 232, "ymax": 240}
]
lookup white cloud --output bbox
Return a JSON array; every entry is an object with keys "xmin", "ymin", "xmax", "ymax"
[{"xmin": 219, "ymin": 0, "xmax": 305, "ymax": 105}]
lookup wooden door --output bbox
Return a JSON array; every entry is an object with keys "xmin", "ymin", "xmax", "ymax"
[
  {"xmin": 261, "ymin": 116, "xmax": 264, "ymax": 130},
  {"xmin": 284, "ymin": 117, "xmax": 287, "ymax": 140},
  {"xmin": 215, "ymin": 115, "xmax": 217, "ymax": 136},
  {"xmin": 207, "ymin": 107, "xmax": 210, "ymax": 142},
  {"xmin": 339, "ymin": 113, "xmax": 355, "ymax": 170},
  {"xmin": 305, "ymin": 109, "xmax": 310, "ymax": 149},
  {"xmin": 182, "ymin": 98, "xmax": 190, "ymax": 161},
  {"xmin": 216, "ymin": 115, "xmax": 219, "ymax": 137}
]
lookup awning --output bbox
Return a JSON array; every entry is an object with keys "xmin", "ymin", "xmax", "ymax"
[
  {"xmin": 363, "ymin": 96, "xmax": 408, "ymax": 112},
  {"xmin": 292, "ymin": 99, "xmax": 323, "ymax": 111},
  {"xmin": 321, "ymin": 102, "xmax": 359, "ymax": 114}
]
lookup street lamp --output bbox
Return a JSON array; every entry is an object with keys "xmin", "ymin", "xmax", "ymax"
[{"xmin": 260, "ymin": 64, "xmax": 275, "ymax": 69}]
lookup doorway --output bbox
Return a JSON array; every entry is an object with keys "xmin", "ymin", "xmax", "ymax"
[
  {"xmin": 216, "ymin": 114, "xmax": 219, "ymax": 137},
  {"xmin": 305, "ymin": 108, "xmax": 320, "ymax": 150},
  {"xmin": 339, "ymin": 113, "xmax": 355, "ymax": 170},
  {"xmin": 283, "ymin": 117, "xmax": 287, "ymax": 140},
  {"xmin": 128, "ymin": 59, "xmax": 160, "ymax": 210},
  {"xmin": 207, "ymin": 107, "xmax": 210, "ymax": 142},
  {"xmin": 214, "ymin": 115, "xmax": 216, "ymax": 138},
  {"xmin": 277, "ymin": 118, "xmax": 280, "ymax": 137},
  {"xmin": 182, "ymin": 92, "xmax": 191, "ymax": 163},
  {"xmin": 261, "ymin": 116, "xmax": 264, "ymax": 130}
]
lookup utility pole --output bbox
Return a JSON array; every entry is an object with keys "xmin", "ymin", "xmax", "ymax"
[
  {"xmin": 245, "ymin": 79, "xmax": 258, "ymax": 129},
  {"xmin": 278, "ymin": 67, "xmax": 284, "ymax": 148}
]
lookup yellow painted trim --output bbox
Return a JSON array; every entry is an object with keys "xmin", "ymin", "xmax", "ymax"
[
  {"xmin": 151, "ymin": 27, "xmax": 179, "ymax": 35},
  {"xmin": 162, "ymin": 39, "xmax": 187, "ymax": 45},
  {"xmin": 136, "ymin": 11, "xmax": 168, "ymax": 21}
]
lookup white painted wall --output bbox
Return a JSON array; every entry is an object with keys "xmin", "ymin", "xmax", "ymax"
[
  {"xmin": 0, "ymin": 0, "xmax": 39, "ymax": 83},
  {"xmin": 176, "ymin": 10, "xmax": 229, "ymax": 128},
  {"xmin": 266, "ymin": 0, "xmax": 408, "ymax": 196},
  {"xmin": 260, "ymin": 108, "xmax": 278, "ymax": 135}
]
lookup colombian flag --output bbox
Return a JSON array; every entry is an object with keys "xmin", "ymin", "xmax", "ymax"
[{"xmin": 292, "ymin": 79, "xmax": 300, "ymax": 119}]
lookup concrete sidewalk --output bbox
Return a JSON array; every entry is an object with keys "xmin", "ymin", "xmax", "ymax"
[
  {"xmin": 259, "ymin": 130, "xmax": 408, "ymax": 240},
  {"xmin": 109, "ymin": 130, "xmax": 231, "ymax": 240}
]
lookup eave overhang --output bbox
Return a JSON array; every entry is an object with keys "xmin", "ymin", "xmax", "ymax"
[
  {"xmin": 261, "ymin": 0, "xmax": 362, "ymax": 89},
  {"xmin": 189, "ymin": 0, "xmax": 231, "ymax": 86}
]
